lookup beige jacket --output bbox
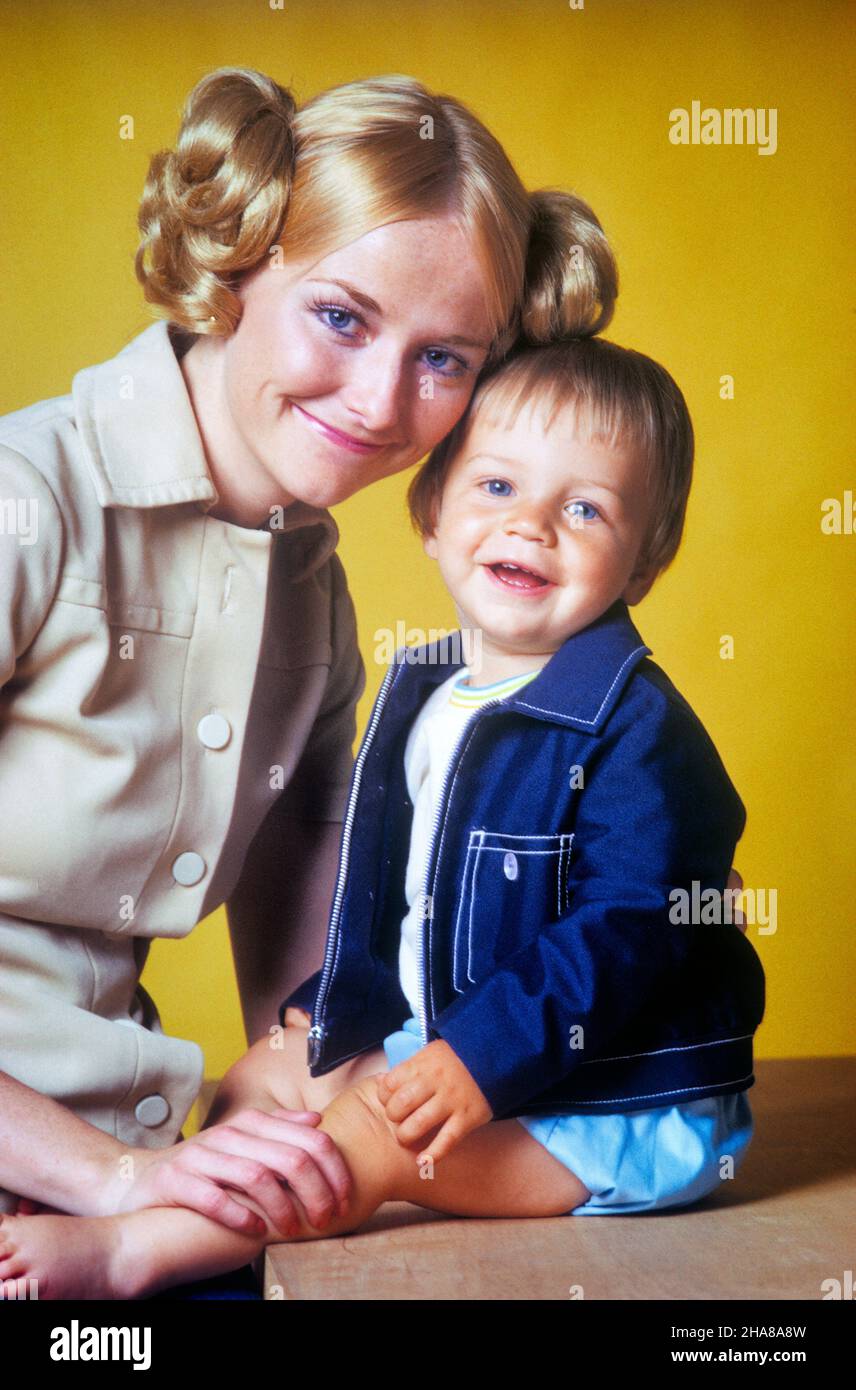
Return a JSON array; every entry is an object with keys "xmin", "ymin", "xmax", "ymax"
[{"xmin": 0, "ymin": 321, "xmax": 365, "ymax": 1205}]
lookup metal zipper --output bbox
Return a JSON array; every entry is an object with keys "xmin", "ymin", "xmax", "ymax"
[
  {"xmin": 415, "ymin": 696, "xmax": 504, "ymax": 1045},
  {"xmin": 306, "ymin": 660, "xmax": 399, "ymax": 1067}
]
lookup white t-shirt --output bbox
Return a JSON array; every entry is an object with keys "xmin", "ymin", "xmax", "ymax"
[{"xmin": 398, "ymin": 665, "xmax": 541, "ymax": 1017}]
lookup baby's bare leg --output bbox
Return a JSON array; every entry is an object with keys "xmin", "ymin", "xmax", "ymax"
[
  {"xmin": 118, "ymin": 1051, "xmax": 590, "ymax": 1289},
  {"xmin": 205, "ymin": 1043, "xmax": 592, "ymax": 1238},
  {"xmin": 272, "ymin": 1075, "xmax": 592, "ymax": 1239}
]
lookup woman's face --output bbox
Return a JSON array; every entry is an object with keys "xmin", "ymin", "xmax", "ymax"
[{"xmin": 187, "ymin": 215, "xmax": 497, "ymax": 526}]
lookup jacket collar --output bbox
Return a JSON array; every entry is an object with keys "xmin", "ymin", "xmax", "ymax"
[
  {"xmin": 70, "ymin": 319, "xmax": 340, "ymax": 575},
  {"xmin": 396, "ymin": 599, "xmax": 653, "ymax": 734}
]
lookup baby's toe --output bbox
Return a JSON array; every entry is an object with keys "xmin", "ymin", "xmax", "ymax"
[
  {"xmin": 0, "ymin": 1216, "xmax": 23, "ymax": 1272},
  {"xmin": 0, "ymin": 1212, "xmax": 16, "ymax": 1246},
  {"xmin": 2, "ymin": 1275, "xmax": 31, "ymax": 1299}
]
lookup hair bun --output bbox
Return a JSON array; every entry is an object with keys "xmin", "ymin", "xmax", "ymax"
[
  {"xmin": 519, "ymin": 188, "xmax": 618, "ymax": 345},
  {"xmin": 135, "ymin": 67, "xmax": 297, "ymax": 332}
]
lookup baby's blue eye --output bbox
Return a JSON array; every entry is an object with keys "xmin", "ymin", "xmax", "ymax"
[
  {"xmin": 483, "ymin": 479, "xmax": 513, "ymax": 496},
  {"xmin": 567, "ymin": 500, "xmax": 599, "ymax": 522}
]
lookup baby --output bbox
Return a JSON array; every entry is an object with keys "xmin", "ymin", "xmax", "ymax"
[{"xmin": 0, "ymin": 335, "xmax": 765, "ymax": 1298}]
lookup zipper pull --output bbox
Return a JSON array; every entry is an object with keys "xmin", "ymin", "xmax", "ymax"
[{"xmin": 306, "ymin": 1024, "xmax": 324, "ymax": 1067}]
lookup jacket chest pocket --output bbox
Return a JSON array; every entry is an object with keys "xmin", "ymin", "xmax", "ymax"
[{"xmin": 452, "ymin": 830, "xmax": 574, "ymax": 991}]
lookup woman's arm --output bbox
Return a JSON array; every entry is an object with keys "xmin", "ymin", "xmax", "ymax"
[
  {"xmin": 227, "ymin": 551, "xmax": 364, "ymax": 1042},
  {"xmin": 0, "ymin": 1067, "xmax": 125, "ymax": 1216},
  {"xmin": 227, "ymin": 808, "xmax": 345, "ymax": 1043}
]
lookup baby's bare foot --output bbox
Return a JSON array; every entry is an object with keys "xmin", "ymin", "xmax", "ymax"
[{"xmin": 0, "ymin": 1211, "xmax": 139, "ymax": 1300}]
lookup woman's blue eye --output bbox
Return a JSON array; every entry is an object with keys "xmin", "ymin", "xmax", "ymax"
[
  {"xmin": 423, "ymin": 348, "xmax": 467, "ymax": 377},
  {"xmin": 313, "ymin": 302, "xmax": 358, "ymax": 335},
  {"xmin": 312, "ymin": 300, "xmax": 467, "ymax": 376}
]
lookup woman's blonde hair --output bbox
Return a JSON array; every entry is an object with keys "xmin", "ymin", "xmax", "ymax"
[
  {"xmin": 407, "ymin": 338, "xmax": 694, "ymax": 578},
  {"xmin": 135, "ymin": 66, "xmax": 618, "ymax": 364}
]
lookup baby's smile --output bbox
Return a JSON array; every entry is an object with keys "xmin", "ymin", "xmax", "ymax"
[{"xmin": 482, "ymin": 559, "xmax": 556, "ymax": 594}]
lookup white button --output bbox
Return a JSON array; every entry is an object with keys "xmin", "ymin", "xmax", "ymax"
[
  {"xmin": 503, "ymin": 851, "xmax": 518, "ymax": 880},
  {"xmin": 135, "ymin": 1094, "xmax": 171, "ymax": 1128},
  {"xmin": 197, "ymin": 712, "xmax": 232, "ymax": 750},
  {"xmin": 172, "ymin": 851, "xmax": 206, "ymax": 886}
]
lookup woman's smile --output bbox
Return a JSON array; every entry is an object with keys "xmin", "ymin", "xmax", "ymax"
[{"xmin": 291, "ymin": 401, "xmax": 388, "ymax": 455}]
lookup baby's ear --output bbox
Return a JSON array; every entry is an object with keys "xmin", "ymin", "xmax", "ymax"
[
  {"xmin": 622, "ymin": 561, "xmax": 659, "ymax": 606},
  {"xmin": 422, "ymin": 526, "xmax": 439, "ymax": 560}
]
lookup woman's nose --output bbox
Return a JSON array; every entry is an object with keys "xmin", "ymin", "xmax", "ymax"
[{"xmin": 340, "ymin": 347, "xmax": 407, "ymax": 438}]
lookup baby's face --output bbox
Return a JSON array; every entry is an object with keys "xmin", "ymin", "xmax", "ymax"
[{"xmin": 423, "ymin": 397, "xmax": 657, "ymax": 661}]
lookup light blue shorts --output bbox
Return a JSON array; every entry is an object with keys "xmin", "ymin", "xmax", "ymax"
[{"xmin": 382, "ymin": 1017, "xmax": 754, "ymax": 1216}]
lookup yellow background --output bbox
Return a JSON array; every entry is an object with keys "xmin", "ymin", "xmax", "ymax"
[{"xmin": 2, "ymin": 1, "xmax": 853, "ymax": 1129}]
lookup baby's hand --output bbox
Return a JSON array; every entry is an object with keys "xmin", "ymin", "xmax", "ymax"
[{"xmin": 375, "ymin": 1039, "xmax": 492, "ymax": 1164}]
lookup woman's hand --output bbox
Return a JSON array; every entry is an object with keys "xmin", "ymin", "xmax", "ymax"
[{"xmin": 101, "ymin": 1106, "xmax": 351, "ymax": 1237}]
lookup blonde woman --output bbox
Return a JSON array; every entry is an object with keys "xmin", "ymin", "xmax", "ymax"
[{"xmin": 0, "ymin": 66, "xmax": 617, "ymax": 1294}]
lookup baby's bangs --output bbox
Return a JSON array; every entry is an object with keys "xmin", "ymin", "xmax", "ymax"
[{"xmin": 471, "ymin": 355, "xmax": 655, "ymax": 475}]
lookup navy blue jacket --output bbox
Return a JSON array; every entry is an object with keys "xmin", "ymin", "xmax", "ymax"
[{"xmin": 279, "ymin": 598, "xmax": 765, "ymax": 1119}]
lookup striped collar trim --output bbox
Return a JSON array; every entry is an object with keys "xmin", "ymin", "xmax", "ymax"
[{"xmin": 449, "ymin": 667, "xmax": 541, "ymax": 708}]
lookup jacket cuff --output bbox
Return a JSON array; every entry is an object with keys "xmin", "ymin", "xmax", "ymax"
[
  {"xmin": 278, "ymin": 968, "xmax": 323, "ymax": 1028},
  {"xmin": 429, "ymin": 989, "xmax": 567, "ymax": 1121}
]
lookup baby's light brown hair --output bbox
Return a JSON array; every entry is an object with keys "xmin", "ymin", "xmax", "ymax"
[{"xmin": 407, "ymin": 337, "xmax": 695, "ymax": 580}]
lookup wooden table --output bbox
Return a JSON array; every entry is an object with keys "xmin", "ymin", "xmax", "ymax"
[{"xmin": 262, "ymin": 1056, "xmax": 855, "ymax": 1300}]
